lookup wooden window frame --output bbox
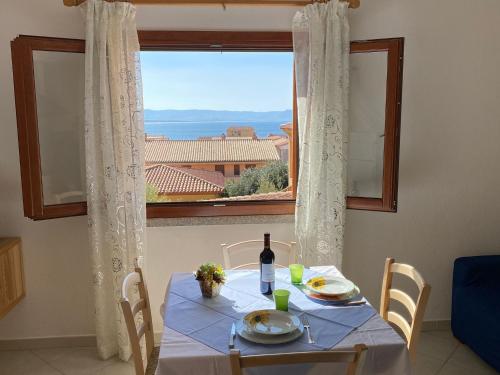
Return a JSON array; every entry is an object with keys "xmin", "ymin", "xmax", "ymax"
[
  {"xmin": 11, "ymin": 32, "xmax": 403, "ymax": 220},
  {"xmin": 142, "ymin": 31, "xmax": 295, "ymax": 219},
  {"xmin": 11, "ymin": 36, "xmax": 87, "ymax": 220},
  {"xmin": 348, "ymin": 38, "xmax": 404, "ymax": 212}
]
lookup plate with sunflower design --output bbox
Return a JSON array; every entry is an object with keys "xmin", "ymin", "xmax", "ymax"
[
  {"xmin": 242, "ymin": 310, "xmax": 301, "ymax": 336},
  {"xmin": 237, "ymin": 316, "xmax": 304, "ymax": 344},
  {"xmin": 305, "ymin": 276, "xmax": 356, "ymax": 297}
]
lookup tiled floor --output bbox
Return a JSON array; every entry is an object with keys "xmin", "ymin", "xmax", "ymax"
[
  {"xmin": 0, "ymin": 329, "xmax": 498, "ymax": 375},
  {"xmin": 414, "ymin": 330, "xmax": 498, "ymax": 375}
]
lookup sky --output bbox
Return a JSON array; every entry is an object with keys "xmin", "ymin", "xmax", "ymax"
[{"xmin": 140, "ymin": 51, "xmax": 294, "ymax": 112}]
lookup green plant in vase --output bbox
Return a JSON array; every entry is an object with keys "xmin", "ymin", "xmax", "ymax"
[{"xmin": 194, "ymin": 263, "xmax": 226, "ymax": 298}]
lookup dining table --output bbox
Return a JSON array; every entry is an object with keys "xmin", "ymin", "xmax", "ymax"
[{"xmin": 155, "ymin": 265, "xmax": 412, "ymax": 375}]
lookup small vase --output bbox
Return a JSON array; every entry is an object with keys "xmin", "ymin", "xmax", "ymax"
[{"xmin": 199, "ymin": 280, "xmax": 221, "ymax": 298}]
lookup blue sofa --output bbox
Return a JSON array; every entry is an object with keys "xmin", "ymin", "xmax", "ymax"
[{"xmin": 452, "ymin": 256, "xmax": 500, "ymax": 371}]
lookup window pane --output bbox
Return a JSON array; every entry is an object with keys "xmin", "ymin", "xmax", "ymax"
[
  {"xmin": 348, "ymin": 51, "xmax": 388, "ymax": 198},
  {"xmin": 34, "ymin": 51, "xmax": 86, "ymax": 206},
  {"xmin": 142, "ymin": 51, "xmax": 294, "ymax": 203}
]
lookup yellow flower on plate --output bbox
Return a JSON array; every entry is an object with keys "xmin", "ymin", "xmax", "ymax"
[
  {"xmin": 245, "ymin": 311, "xmax": 270, "ymax": 328},
  {"xmin": 308, "ymin": 276, "xmax": 327, "ymax": 290}
]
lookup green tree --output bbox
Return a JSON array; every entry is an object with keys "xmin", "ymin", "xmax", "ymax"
[
  {"xmin": 222, "ymin": 161, "xmax": 288, "ymax": 197},
  {"xmin": 259, "ymin": 161, "xmax": 288, "ymax": 191},
  {"xmin": 146, "ymin": 183, "xmax": 170, "ymax": 203},
  {"xmin": 256, "ymin": 178, "xmax": 278, "ymax": 194}
]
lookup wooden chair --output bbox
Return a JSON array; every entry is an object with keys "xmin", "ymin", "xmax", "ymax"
[
  {"xmin": 230, "ymin": 344, "xmax": 367, "ymax": 375},
  {"xmin": 380, "ymin": 258, "xmax": 431, "ymax": 363},
  {"xmin": 221, "ymin": 240, "xmax": 297, "ymax": 270},
  {"xmin": 120, "ymin": 267, "xmax": 159, "ymax": 375}
]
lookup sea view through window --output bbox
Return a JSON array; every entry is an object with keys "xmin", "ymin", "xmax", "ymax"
[{"xmin": 141, "ymin": 51, "xmax": 294, "ymax": 203}]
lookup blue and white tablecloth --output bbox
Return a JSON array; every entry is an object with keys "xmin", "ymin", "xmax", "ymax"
[{"xmin": 156, "ymin": 266, "xmax": 411, "ymax": 375}]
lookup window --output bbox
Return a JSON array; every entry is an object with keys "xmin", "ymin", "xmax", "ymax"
[
  {"xmin": 11, "ymin": 32, "xmax": 403, "ymax": 220},
  {"xmin": 215, "ymin": 165, "xmax": 225, "ymax": 176},
  {"xmin": 348, "ymin": 38, "xmax": 404, "ymax": 212},
  {"xmin": 11, "ymin": 36, "xmax": 86, "ymax": 220},
  {"xmin": 142, "ymin": 48, "xmax": 293, "ymax": 204}
]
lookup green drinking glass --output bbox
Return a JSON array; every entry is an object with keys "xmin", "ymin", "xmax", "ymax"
[
  {"xmin": 273, "ymin": 289, "xmax": 291, "ymax": 312},
  {"xmin": 289, "ymin": 264, "xmax": 304, "ymax": 284}
]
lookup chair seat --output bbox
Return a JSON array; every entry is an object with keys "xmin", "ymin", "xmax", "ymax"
[{"xmin": 145, "ymin": 346, "xmax": 160, "ymax": 375}]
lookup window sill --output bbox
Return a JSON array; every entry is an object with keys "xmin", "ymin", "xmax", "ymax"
[
  {"xmin": 146, "ymin": 200, "xmax": 296, "ymax": 218},
  {"xmin": 147, "ymin": 214, "xmax": 294, "ymax": 227}
]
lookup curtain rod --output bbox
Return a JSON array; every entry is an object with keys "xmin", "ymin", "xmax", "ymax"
[{"xmin": 63, "ymin": 0, "xmax": 360, "ymax": 9}]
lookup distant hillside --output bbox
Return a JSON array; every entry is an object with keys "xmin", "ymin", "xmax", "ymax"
[{"xmin": 144, "ymin": 109, "xmax": 293, "ymax": 123}]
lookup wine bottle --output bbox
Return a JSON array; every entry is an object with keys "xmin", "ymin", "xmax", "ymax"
[{"xmin": 260, "ymin": 233, "xmax": 275, "ymax": 295}]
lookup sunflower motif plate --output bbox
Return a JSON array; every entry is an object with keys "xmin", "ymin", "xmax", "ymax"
[
  {"xmin": 236, "ymin": 318, "xmax": 304, "ymax": 344},
  {"xmin": 243, "ymin": 310, "xmax": 301, "ymax": 336},
  {"xmin": 305, "ymin": 276, "xmax": 356, "ymax": 297}
]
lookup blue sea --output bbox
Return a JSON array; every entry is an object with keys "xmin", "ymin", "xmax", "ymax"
[{"xmin": 144, "ymin": 121, "xmax": 289, "ymax": 140}]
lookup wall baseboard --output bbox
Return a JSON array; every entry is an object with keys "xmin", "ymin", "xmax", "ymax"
[
  {"xmin": 0, "ymin": 332, "xmax": 162, "ymax": 351},
  {"xmin": 0, "ymin": 335, "xmax": 96, "ymax": 351},
  {"xmin": 422, "ymin": 319, "xmax": 451, "ymax": 332},
  {"xmin": 0, "ymin": 321, "xmax": 451, "ymax": 351}
]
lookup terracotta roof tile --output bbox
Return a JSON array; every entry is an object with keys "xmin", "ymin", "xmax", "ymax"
[
  {"xmin": 145, "ymin": 139, "xmax": 280, "ymax": 164},
  {"xmin": 280, "ymin": 123, "xmax": 292, "ymax": 131},
  {"xmin": 272, "ymin": 138, "xmax": 289, "ymax": 147},
  {"xmin": 179, "ymin": 168, "xmax": 225, "ymax": 186},
  {"xmin": 146, "ymin": 165, "xmax": 224, "ymax": 194}
]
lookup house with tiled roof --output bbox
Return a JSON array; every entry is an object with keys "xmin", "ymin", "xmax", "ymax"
[
  {"xmin": 226, "ymin": 126, "xmax": 256, "ymax": 138},
  {"xmin": 268, "ymin": 134, "xmax": 289, "ymax": 163},
  {"xmin": 145, "ymin": 138, "xmax": 280, "ymax": 178},
  {"xmin": 146, "ymin": 164, "xmax": 224, "ymax": 202}
]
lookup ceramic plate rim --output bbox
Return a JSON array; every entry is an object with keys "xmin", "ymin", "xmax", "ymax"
[
  {"xmin": 304, "ymin": 286, "xmax": 361, "ymax": 303},
  {"xmin": 236, "ymin": 319, "xmax": 304, "ymax": 345},
  {"xmin": 305, "ymin": 276, "xmax": 356, "ymax": 297},
  {"xmin": 243, "ymin": 309, "xmax": 301, "ymax": 336}
]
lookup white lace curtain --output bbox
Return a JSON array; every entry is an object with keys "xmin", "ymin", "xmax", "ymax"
[
  {"xmin": 293, "ymin": 0, "xmax": 350, "ymax": 269},
  {"xmin": 83, "ymin": 0, "xmax": 146, "ymax": 360}
]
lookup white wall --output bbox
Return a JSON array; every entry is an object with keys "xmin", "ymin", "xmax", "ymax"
[
  {"xmin": 0, "ymin": 0, "xmax": 93, "ymax": 339},
  {"xmin": 1, "ymin": 0, "xmax": 500, "ymax": 340},
  {"xmin": 345, "ymin": 0, "xmax": 500, "ymax": 320}
]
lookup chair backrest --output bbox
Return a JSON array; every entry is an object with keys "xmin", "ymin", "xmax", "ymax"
[
  {"xmin": 120, "ymin": 267, "xmax": 155, "ymax": 375},
  {"xmin": 229, "ymin": 344, "xmax": 367, "ymax": 375},
  {"xmin": 221, "ymin": 240, "xmax": 297, "ymax": 270},
  {"xmin": 380, "ymin": 258, "xmax": 431, "ymax": 363}
]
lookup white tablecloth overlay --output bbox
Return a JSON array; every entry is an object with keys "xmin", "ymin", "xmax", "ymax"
[{"xmin": 156, "ymin": 266, "xmax": 411, "ymax": 375}]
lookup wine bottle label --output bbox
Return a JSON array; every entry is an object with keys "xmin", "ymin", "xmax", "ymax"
[{"xmin": 261, "ymin": 263, "xmax": 275, "ymax": 282}]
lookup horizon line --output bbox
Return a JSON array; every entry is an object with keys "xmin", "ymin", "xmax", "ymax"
[{"xmin": 144, "ymin": 108, "xmax": 293, "ymax": 112}]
